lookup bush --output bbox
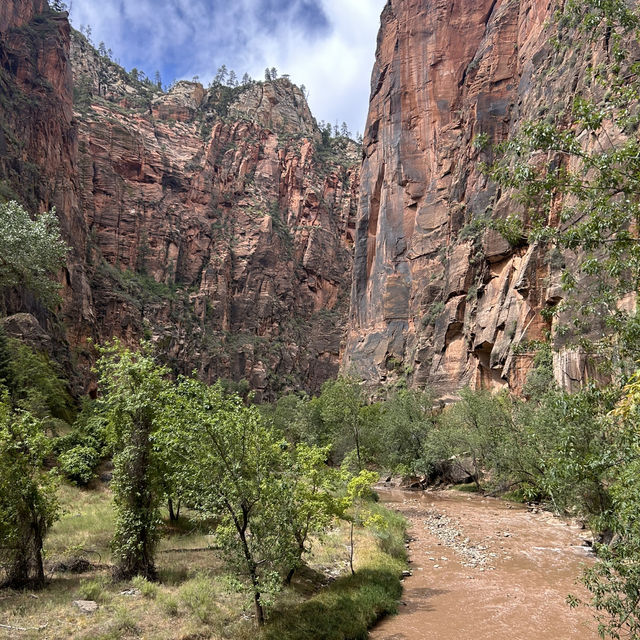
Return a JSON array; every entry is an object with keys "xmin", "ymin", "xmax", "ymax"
[
  {"xmin": 158, "ymin": 592, "xmax": 180, "ymax": 617},
  {"xmin": 55, "ymin": 400, "xmax": 109, "ymax": 485},
  {"xmin": 77, "ymin": 577, "xmax": 109, "ymax": 602},
  {"xmin": 58, "ymin": 445, "xmax": 101, "ymax": 485}
]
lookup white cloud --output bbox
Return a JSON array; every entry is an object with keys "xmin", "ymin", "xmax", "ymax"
[{"xmin": 67, "ymin": 0, "xmax": 385, "ymax": 134}]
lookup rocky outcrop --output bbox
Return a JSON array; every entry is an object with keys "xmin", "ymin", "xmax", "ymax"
[
  {"xmin": 0, "ymin": 3, "xmax": 358, "ymax": 400},
  {"xmin": 343, "ymin": 0, "xmax": 600, "ymax": 399},
  {"xmin": 0, "ymin": 1, "xmax": 93, "ymax": 385},
  {"xmin": 69, "ymin": 30, "xmax": 359, "ymax": 399}
]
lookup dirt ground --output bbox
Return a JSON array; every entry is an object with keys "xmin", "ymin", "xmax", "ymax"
[{"xmin": 370, "ymin": 488, "xmax": 598, "ymax": 640}]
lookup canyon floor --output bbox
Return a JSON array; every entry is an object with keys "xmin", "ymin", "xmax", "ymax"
[{"xmin": 371, "ymin": 488, "xmax": 598, "ymax": 640}]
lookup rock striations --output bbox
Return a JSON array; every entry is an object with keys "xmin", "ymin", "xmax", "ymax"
[
  {"xmin": 0, "ymin": 0, "xmax": 358, "ymax": 399},
  {"xmin": 1, "ymin": 0, "xmax": 606, "ymax": 401},
  {"xmin": 343, "ymin": 0, "xmax": 595, "ymax": 399}
]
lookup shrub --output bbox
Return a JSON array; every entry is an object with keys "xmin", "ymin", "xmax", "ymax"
[
  {"xmin": 158, "ymin": 592, "xmax": 180, "ymax": 617},
  {"xmin": 77, "ymin": 577, "xmax": 109, "ymax": 602},
  {"xmin": 58, "ymin": 445, "xmax": 101, "ymax": 485},
  {"xmin": 132, "ymin": 575, "xmax": 158, "ymax": 599}
]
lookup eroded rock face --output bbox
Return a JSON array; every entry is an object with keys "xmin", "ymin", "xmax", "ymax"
[
  {"xmin": 0, "ymin": 3, "xmax": 359, "ymax": 399},
  {"xmin": 71, "ymin": 34, "xmax": 359, "ymax": 400},
  {"xmin": 343, "ymin": 0, "xmax": 596, "ymax": 399},
  {"xmin": 0, "ymin": 1, "xmax": 93, "ymax": 385}
]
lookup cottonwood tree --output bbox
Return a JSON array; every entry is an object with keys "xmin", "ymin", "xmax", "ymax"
[
  {"xmin": 318, "ymin": 376, "xmax": 365, "ymax": 468},
  {"xmin": 95, "ymin": 342, "xmax": 170, "ymax": 580},
  {"xmin": 0, "ymin": 393, "xmax": 59, "ymax": 588},
  {"xmin": 281, "ymin": 443, "xmax": 342, "ymax": 584},
  {"xmin": 164, "ymin": 379, "xmax": 292, "ymax": 625},
  {"xmin": 0, "ymin": 201, "xmax": 68, "ymax": 310}
]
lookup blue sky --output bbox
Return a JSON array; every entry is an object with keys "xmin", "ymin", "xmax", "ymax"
[{"xmin": 67, "ymin": 0, "xmax": 385, "ymax": 135}]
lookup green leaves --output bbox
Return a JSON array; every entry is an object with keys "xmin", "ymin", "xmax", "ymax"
[
  {"xmin": 95, "ymin": 341, "xmax": 171, "ymax": 580},
  {"xmin": 0, "ymin": 201, "xmax": 68, "ymax": 309},
  {"xmin": 484, "ymin": 0, "xmax": 640, "ymax": 369},
  {"xmin": 0, "ymin": 390, "xmax": 59, "ymax": 587}
]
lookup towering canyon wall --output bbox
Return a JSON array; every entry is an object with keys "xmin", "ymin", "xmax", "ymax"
[
  {"xmin": 344, "ymin": 0, "xmax": 596, "ymax": 399},
  {"xmin": 0, "ymin": 2, "xmax": 359, "ymax": 400}
]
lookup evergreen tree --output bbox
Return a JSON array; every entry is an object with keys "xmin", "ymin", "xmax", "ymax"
[{"xmin": 215, "ymin": 64, "xmax": 228, "ymax": 85}]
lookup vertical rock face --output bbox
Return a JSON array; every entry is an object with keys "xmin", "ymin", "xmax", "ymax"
[
  {"xmin": 0, "ymin": 1, "xmax": 93, "ymax": 382},
  {"xmin": 344, "ymin": 0, "xmax": 591, "ymax": 399},
  {"xmin": 70, "ymin": 33, "xmax": 359, "ymax": 399},
  {"xmin": 0, "ymin": 3, "xmax": 359, "ymax": 399}
]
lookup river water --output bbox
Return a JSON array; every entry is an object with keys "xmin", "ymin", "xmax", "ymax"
[{"xmin": 371, "ymin": 488, "xmax": 598, "ymax": 640}]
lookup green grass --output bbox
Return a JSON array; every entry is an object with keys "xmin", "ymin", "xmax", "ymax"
[
  {"xmin": 2, "ymin": 483, "xmax": 406, "ymax": 639},
  {"xmin": 46, "ymin": 484, "xmax": 115, "ymax": 562},
  {"xmin": 263, "ymin": 505, "xmax": 407, "ymax": 640},
  {"xmin": 451, "ymin": 482, "xmax": 480, "ymax": 493}
]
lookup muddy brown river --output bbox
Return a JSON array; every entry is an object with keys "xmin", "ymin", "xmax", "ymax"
[{"xmin": 371, "ymin": 488, "xmax": 598, "ymax": 640}]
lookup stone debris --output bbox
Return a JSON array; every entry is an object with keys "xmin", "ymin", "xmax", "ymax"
[
  {"xmin": 422, "ymin": 510, "xmax": 495, "ymax": 569},
  {"xmin": 73, "ymin": 600, "xmax": 98, "ymax": 613}
]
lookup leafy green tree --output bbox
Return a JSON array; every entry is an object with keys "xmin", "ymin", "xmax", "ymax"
[
  {"xmin": 341, "ymin": 470, "xmax": 379, "ymax": 575},
  {"xmin": 423, "ymin": 388, "xmax": 512, "ymax": 490},
  {"xmin": 564, "ymin": 372, "xmax": 640, "ymax": 639},
  {"xmin": 282, "ymin": 443, "xmax": 341, "ymax": 583},
  {"xmin": 486, "ymin": 1, "xmax": 640, "ymax": 371},
  {"xmin": 164, "ymin": 378, "xmax": 291, "ymax": 625},
  {"xmin": 95, "ymin": 342, "xmax": 170, "ymax": 580},
  {"xmin": 376, "ymin": 388, "xmax": 436, "ymax": 473},
  {"xmin": 0, "ymin": 201, "xmax": 68, "ymax": 310},
  {"xmin": 318, "ymin": 376, "xmax": 365, "ymax": 468},
  {"xmin": 261, "ymin": 392, "xmax": 314, "ymax": 445},
  {"xmin": 0, "ymin": 392, "xmax": 59, "ymax": 588}
]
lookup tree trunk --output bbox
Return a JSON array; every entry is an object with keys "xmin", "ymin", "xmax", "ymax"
[
  {"xmin": 285, "ymin": 567, "xmax": 296, "ymax": 585},
  {"xmin": 238, "ymin": 525, "xmax": 265, "ymax": 625},
  {"xmin": 252, "ymin": 581, "xmax": 265, "ymax": 626},
  {"xmin": 285, "ymin": 539, "xmax": 306, "ymax": 585},
  {"xmin": 349, "ymin": 520, "xmax": 355, "ymax": 575},
  {"xmin": 4, "ymin": 517, "xmax": 45, "ymax": 589},
  {"xmin": 113, "ymin": 413, "xmax": 157, "ymax": 581}
]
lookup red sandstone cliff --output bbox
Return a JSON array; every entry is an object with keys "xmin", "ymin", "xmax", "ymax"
[
  {"xmin": 343, "ymin": 0, "xmax": 599, "ymax": 399},
  {"xmin": 0, "ymin": 2, "xmax": 359, "ymax": 399}
]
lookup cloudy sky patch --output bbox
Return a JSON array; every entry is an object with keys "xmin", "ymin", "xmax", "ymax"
[{"xmin": 68, "ymin": 0, "xmax": 385, "ymax": 135}]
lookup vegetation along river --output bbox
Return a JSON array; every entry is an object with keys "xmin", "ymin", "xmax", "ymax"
[{"xmin": 371, "ymin": 488, "xmax": 597, "ymax": 640}]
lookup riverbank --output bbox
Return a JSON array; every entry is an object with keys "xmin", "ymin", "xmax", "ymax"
[{"xmin": 370, "ymin": 488, "xmax": 597, "ymax": 640}]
